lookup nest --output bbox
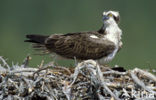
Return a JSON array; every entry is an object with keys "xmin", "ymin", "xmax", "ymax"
[{"xmin": 0, "ymin": 56, "xmax": 155, "ymax": 100}]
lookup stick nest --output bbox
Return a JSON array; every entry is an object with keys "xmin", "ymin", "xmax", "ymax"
[{"xmin": 0, "ymin": 56, "xmax": 155, "ymax": 100}]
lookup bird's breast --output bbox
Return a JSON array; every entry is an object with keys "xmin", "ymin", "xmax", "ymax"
[{"xmin": 104, "ymin": 25, "xmax": 122, "ymax": 46}]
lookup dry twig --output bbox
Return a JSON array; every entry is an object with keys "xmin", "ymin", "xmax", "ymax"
[{"xmin": 0, "ymin": 57, "xmax": 155, "ymax": 100}]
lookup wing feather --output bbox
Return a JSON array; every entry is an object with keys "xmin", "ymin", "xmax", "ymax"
[{"xmin": 45, "ymin": 32, "xmax": 115, "ymax": 60}]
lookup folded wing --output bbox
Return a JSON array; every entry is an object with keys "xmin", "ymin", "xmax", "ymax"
[{"xmin": 45, "ymin": 32, "xmax": 115, "ymax": 60}]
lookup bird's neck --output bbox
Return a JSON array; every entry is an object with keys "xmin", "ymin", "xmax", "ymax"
[
  {"xmin": 98, "ymin": 25, "xmax": 105, "ymax": 34},
  {"xmin": 98, "ymin": 21, "xmax": 118, "ymax": 34},
  {"xmin": 103, "ymin": 22, "xmax": 122, "ymax": 46}
]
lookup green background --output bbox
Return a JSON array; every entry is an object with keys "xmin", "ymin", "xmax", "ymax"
[{"xmin": 0, "ymin": 0, "xmax": 156, "ymax": 69}]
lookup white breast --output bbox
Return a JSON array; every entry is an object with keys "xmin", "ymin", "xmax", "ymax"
[
  {"xmin": 98, "ymin": 21, "xmax": 122, "ymax": 65},
  {"xmin": 105, "ymin": 25, "xmax": 122, "ymax": 46}
]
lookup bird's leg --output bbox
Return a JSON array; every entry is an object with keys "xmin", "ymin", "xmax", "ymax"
[
  {"xmin": 50, "ymin": 54, "xmax": 59, "ymax": 66},
  {"xmin": 74, "ymin": 56, "xmax": 78, "ymax": 66}
]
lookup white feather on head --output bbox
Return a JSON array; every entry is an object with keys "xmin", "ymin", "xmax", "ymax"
[{"xmin": 103, "ymin": 11, "xmax": 119, "ymax": 18}]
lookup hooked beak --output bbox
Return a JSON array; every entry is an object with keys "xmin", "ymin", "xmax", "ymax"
[{"xmin": 102, "ymin": 15, "xmax": 109, "ymax": 21}]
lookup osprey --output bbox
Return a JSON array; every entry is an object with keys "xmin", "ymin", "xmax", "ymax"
[{"xmin": 25, "ymin": 11, "xmax": 122, "ymax": 65}]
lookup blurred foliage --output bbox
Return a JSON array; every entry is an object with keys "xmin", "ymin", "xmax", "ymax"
[{"xmin": 0, "ymin": 0, "xmax": 156, "ymax": 69}]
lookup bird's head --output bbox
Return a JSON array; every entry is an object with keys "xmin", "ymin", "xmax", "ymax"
[{"xmin": 102, "ymin": 11, "xmax": 120, "ymax": 25}]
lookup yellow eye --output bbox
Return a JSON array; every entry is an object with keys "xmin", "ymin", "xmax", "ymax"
[{"xmin": 108, "ymin": 13, "xmax": 113, "ymax": 17}]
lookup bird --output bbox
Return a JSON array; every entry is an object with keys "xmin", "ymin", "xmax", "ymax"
[{"xmin": 25, "ymin": 11, "xmax": 122, "ymax": 65}]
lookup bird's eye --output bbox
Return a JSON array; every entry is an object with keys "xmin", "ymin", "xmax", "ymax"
[{"xmin": 108, "ymin": 13, "xmax": 113, "ymax": 17}]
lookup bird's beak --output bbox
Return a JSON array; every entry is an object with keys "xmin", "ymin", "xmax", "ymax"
[{"xmin": 102, "ymin": 15, "xmax": 109, "ymax": 21}]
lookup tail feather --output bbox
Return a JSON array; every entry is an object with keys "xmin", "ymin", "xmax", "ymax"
[
  {"xmin": 25, "ymin": 34, "xmax": 49, "ymax": 54},
  {"xmin": 25, "ymin": 34, "xmax": 49, "ymax": 44}
]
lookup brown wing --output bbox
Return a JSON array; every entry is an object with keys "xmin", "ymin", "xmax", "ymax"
[{"xmin": 45, "ymin": 32, "xmax": 115, "ymax": 60}]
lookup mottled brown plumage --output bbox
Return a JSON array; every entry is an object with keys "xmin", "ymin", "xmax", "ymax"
[
  {"xmin": 46, "ymin": 32, "xmax": 115, "ymax": 60},
  {"xmin": 25, "ymin": 30, "xmax": 115, "ymax": 60}
]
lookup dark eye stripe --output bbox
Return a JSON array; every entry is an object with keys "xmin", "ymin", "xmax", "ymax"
[{"xmin": 113, "ymin": 16, "xmax": 120, "ymax": 23}]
